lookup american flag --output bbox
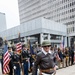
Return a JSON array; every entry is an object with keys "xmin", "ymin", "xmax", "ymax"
[
  {"xmin": 3, "ymin": 44, "xmax": 10, "ymax": 74},
  {"xmin": 16, "ymin": 42, "xmax": 22, "ymax": 53}
]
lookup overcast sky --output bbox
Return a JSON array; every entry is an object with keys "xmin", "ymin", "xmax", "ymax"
[{"xmin": 0, "ymin": 0, "xmax": 20, "ymax": 29}]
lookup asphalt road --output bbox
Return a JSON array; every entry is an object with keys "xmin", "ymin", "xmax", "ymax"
[
  {"xmin": 0, "ymin": 62, "xmax": 75, "ymax": 75},
  {"xmin": 56, "ymin": 65, "xmax": 75, "ymax": 75}
]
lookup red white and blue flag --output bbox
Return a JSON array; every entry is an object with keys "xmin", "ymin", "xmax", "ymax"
[
  {"xmin": 16, "ymin": 42, "xmax": 22, "ymax": 53},
  {"xmin": 3, "ymin": 44, "xmax": 10, "ymax": 74}
]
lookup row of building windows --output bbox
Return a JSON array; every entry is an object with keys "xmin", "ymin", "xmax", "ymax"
[
  {"xmin": 20, "ymin": 0, "xmax": 53, "ymax": 20},
  {"xmin": 65, "ymin": 21, "xmax": 75, "ymax": 25},
  {"xmin": 48, "ymin": 6, "xmax": 75, "ymax": 22},
  {"xmin": 19, "ymin": 0, "xmax": 75, "ymax": 25},
  {"xmin": 49, "ymin": 1, "xmax": 75, "ymax": 15},
  {"xmin": 58, "ymin": 14, "xmax": 75, "ymax": 22},
  {"xmin": 22, "ymin": 0, "xmax": 39, "ymax": 10},
  {"xmin": 19, "ymin": 0, "xmax": 74, "ymax": 11},
  {"xmin": 67, "ymin": 26, "xmax": 75, "ymax": 33},
  {"xmin": 19, "ymin": 0, "xmax": 60, "ymax": 15},
  {"xmin": 20, "ymin": 0, "xmax": 75, "ymax": 18},
  {"xmin": 20, "ymin": 7, "xmax": 47, "ymax": 21},
  {"xmin": 62, "ymin": 0, "xmax": 70, "ymax": 3},
  {"xmin": 19, "ymin": 0, "xmax": 52, "ymax": 16}
]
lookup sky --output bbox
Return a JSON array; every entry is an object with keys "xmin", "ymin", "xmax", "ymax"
[{"xmin": 0, "ymin": 0, "xmax": 20, "ymax": 29}]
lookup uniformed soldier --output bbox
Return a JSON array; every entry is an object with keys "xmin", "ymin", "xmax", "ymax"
[
  {"xmin": 32, "ymin": 41, "xmax": 56, "ymax": 75},
  {"xmin": 8, "ymin": 46, "xmax": 13, "ymax": 75},
  {"xmin": 21, "ymin": 44, "xmax": 30, "ymax": 75},
  {"xmin": 12, "ymin": 46, "xmax": 21, "ymax": 75},
  {"xmin": 1, "ymin": 52, "xmax": 3, "ymax": 74}
]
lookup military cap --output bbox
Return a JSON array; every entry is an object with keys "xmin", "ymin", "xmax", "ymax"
[{"xmin": 42, "ymin": 41, "xmax": 51, "ymax": 47}]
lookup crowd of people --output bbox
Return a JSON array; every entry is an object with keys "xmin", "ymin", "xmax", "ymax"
[{"xmin": 1, "ymin": 40, "xmax": 75, "ymax": 75}]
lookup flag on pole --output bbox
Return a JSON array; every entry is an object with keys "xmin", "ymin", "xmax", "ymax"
[
  {"xmin": 3, "ymin": 43, "xmax": 10, "ymax": 74},
  {"xmin": 16, "ymin": 32, "xmax": 22, "ymax": 53},
  {"xmin": 16, "ymin": 42, "xmax": 22, "ymax": 53}
]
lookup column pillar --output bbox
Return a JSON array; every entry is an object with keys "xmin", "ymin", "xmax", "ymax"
[
  {"xmin": 68, "ymin": 36, "xmax": 71, "ymax": 47},
  {"xmin": 40, "ymin": 33, "xmax": 43, "ymax": 44},
  {"xmin": 64, "ymin": 36, "xmax": 67, "ymax": 47},
  {"xmin": 48, "ymin": 33, "xmax": 51, "ymax": 41}
]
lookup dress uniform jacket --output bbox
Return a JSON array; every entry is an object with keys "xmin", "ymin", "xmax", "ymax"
[
  {"xmin": 9, "ymin": 52, "xmax": 13, "ymax": 75},
  {"xmin": 12, "ymin": 53, "xmax": 21, "ymax": 75},
  {"xmin": 21, "ymin": 50, "xmax": 30, "ymax": 63},
  {"xmin": 32, "ymin": 49, "xmax": 55, "ymax": 75},
  {"xmin": 21, "ymin": 50, "xmax": 30, "ymax": 75}
]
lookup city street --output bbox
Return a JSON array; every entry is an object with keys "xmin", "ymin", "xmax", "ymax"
[
  {"xmin": 56, "ymin": 65, "xmax": 75, "ymax": 75},
  {"xmin": 0, "ymin": 62, "xmax": 75, "ymax": 75},
  {"xmin": 29, "ymin": 65, "xmax": 75, "ymax": 75}
]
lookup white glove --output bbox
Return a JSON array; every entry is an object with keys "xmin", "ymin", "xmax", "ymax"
[
  {"xmin": 22, "ymin": 63, "xmax": 24, "ymax": 65},
  {"xmin": 14, "ymin": 66, "xmax": 16, "ymax": 69}
]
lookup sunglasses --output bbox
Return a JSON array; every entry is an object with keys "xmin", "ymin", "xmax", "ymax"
[{"xmin": 43, "ymin": 45, "xmax": 50, "ymax": 47}]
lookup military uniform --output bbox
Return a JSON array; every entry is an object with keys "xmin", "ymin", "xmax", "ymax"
[
  {"xmin": 8, "ymin": 47, "xmax": 13, "ymax": 75},
  {"xmin": 32, "ymin": 41, "xmax": 56, "ymax": 75},
  {"xmin": 12, "ymin": 50, "xmax": 21, "ymax": 75},
  {"xmin": 21, "ymin": 44, "xmax": 30, "ymax": 75}
]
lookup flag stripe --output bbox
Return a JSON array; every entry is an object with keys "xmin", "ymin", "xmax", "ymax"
[
  {"xmin": 3, "ymin": 51, "xmax": 10, "ymax": 67},
  {"xmin": 16, "ymin": 42, "xmax": 22, "ymax": 52},
  {"xmin": 3, "ymin": 44, "xmax": 10, "ymax": 74}
]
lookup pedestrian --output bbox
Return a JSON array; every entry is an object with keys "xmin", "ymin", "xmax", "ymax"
[
  {"xmin": 12, "ymin": 46, "xmax": 21, "ymax": 75},
  {"xmin": 64, "ymin": 47, "xmax": 69, "ymax": 67},
  {"xmin": 68, "ymin": 47, "xmax": 72, "ymax": 66},
  {"xmin": 32, "ymin": 40, "xmax": 56, "ymax": 75},
  {"xmin": 58, "ymin": 48, "xmax": 64, "ymax": 68},
  {"xmin": 21, "ymin": 44, "xmax": 30, "ymax": 75},
  {"xmin": 70, "ymin": 47, "xmax": 74, "ymax": 65},
  {"xmin": 8, "ymin": 46, "xmax": 13, "ymax": 75}
]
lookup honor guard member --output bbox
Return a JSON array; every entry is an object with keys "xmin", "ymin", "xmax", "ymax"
[
  {"xmin": 12, "ymin": 46, "xmax": 21, "ymax": 75},
  {"xmin": 32, "ymin": 41, "xmax": 56, "ymax": 75},
  {"xmin": 8, "ymin": 46, "xmax": 13, "ymax": 75},
  {"xmin": 21, "ymin": 44, "xmax": 30, "ymax": 75}
]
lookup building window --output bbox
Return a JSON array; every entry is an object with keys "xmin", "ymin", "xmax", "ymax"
[{"xmin": 50, "ymin": 34, "xmax": 61, "ymax": 40}]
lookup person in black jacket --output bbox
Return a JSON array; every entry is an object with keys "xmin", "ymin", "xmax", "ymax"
[
  {"xmin": 32, "ymin": 41, "xmax": 56, "ymax": 75},
  {"xmin": 12, "ymin": 46, "xmax": 21, "ymax": 75},
  {"xmin": 70, "ymin": 47, "xmax": 74, "ymax": 65},
  {"xmin": 21, "ymin": 44, "xmax": 30, "ymax": 75},
  {"xmin": 8, "ymin": 46, "xmax": 13, "ymax": 75}
]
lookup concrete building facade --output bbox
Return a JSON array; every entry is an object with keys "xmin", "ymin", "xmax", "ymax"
[
  {"xmin": 0, "ymin": 18, "xmax": 67, "ymax": 47},
  {"xmin": 0, "ymin": 12, "xmax": 7, "ymax": 32},
  {"xmin": 18, "ymin": 0, "xmax": 75, "ymax": 47}
]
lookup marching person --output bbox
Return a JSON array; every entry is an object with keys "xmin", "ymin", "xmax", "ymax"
[
  {"xmin": 12, "ymin": 46, "xmax": 21, "ymax": 75},
  {"xmin": 32, "ymin": 40, "xmax": 56, "ymax": 75},
  {"xmin": 8, "ymin": 46, "xmax": 13, "ymax": 75},
  {"xmin": 21, "ymin": 44, "xmax": 30, "ymax": 75}
]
